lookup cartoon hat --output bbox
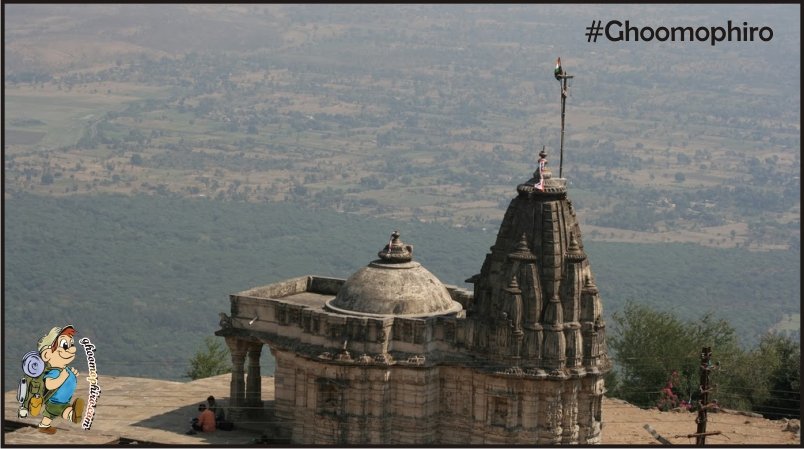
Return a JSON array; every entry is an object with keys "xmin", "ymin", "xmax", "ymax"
[{"xmin": 37, "ymin": 325, "xmax": 76, "ymax": 353}]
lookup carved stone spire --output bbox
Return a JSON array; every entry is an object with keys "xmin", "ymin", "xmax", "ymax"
[
  {"xmin": 516, "ymin": 147, "xmax": 566, "ymax": 195},
  {"xmin": 508, "ymin": 233, "xmax": 537, "ymax": 262},
  {"xmin": 470, "ymin": 143, "xmax": 606, "ymax": 377},
  {"xmin": 581, "ymin": 276, "xmax": 604, "ymax": 372},
  {"xmin": 565, "ymin": 232, "xmax": 586, "ymax": 264},
  {"xmin": 504, "ymin": 275, "xmax": 524, "ymax": 336},
  {"xmin": 542, "ymin": 293, "xmax": 567, "ymax": 373}
]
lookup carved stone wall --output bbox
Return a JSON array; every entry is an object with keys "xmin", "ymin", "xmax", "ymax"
[{"xmin": 270, "ymin": 348, "xmax": 604, "ymax": 445}]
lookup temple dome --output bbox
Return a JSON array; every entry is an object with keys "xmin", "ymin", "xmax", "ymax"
[{"xmin": 326, "ymin": 232, "xmax": 463, "ymax": 317}]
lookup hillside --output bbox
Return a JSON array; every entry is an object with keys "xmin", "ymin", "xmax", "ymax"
[
  {"xmin": 3, "ymin": 4, "xmax": 800, "ymax": 250},
  {"xmin": 3, "ymin": 193, "xmax": 799, "ymax": 388}
]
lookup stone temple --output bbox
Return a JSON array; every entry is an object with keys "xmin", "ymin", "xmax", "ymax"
[{"xmin": 216, "ymin": 150, "xmax": 610, "ymax": 444}]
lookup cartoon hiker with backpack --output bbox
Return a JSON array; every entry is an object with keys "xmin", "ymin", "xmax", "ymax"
[{"xmin": 17, "ymin": 325, "xmax": 85, "ymax": 434}]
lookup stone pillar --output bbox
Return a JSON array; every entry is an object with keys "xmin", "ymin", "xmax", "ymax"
[
  {"xmin": 225, "ymin": 337, "xmax": 249, "ymax": 420},
  {"xmin": 246, "ymin": 343, "xmax": 263, "ymax": 415}
]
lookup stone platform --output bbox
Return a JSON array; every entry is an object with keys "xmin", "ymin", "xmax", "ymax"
[
  {"xmin": 3, "ymin": 374, "xmax": 275, "ymax": 445},
  {"xmin": 4, "ymin": 373, "xmax": 796, "ymax": 445}
]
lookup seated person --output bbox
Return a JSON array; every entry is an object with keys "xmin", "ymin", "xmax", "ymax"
[
  {"xmin": 207, "ymin": 395, "xmax": 225, "ymax": 424},
  {"xmin": 207, "ymin": 396, "xmax": 235, "ymax": 430},
  {"xmin": 190, "ymin": 403, "xmax": 216, "ymax": 433}
]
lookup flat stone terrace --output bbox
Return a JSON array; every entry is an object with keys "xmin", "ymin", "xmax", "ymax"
[
  {"xmin": 4, "ymin": 374, "xmax": 797, "ymax": 445},
  {"xmin": 3, "ymin": 374, "xmax": 274, "ymax": 445}
]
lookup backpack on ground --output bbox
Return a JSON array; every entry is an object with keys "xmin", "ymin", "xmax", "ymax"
[{"xmin": 17, "ymin": 351, "xmax": 58, "ymax": 418}]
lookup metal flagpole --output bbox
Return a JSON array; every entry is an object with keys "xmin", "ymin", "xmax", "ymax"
[{"xmin": 558, "ymin": 67, "xmax": 573, "ymax": 179}]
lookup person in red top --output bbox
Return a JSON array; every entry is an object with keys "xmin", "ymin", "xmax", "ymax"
[{"xmin": 189, "ymin": 403, "xmax": 216, "ymax": 433}]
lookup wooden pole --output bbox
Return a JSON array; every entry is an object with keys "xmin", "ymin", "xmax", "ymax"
[
  {"xmin": 695, "ymin": 347, "xmax": 712, "ymax": 445},
  {"xmin": 643, "ymin": 424, "xmax": 672, "ymax": 445}
]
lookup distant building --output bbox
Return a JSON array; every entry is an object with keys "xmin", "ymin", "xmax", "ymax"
[{"xmin": 216, "ymin": 152, "xmax": 610, "ymax": 444}]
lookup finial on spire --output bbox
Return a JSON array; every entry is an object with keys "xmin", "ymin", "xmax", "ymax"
[{"xmin": 378, "ymin": 230, "xmax": 413, "ymax": 263}]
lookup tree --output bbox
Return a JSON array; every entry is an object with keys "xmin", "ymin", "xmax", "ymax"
[
  {"xmin": 185, "ymin": 336, "xmax": 231, "ymax": 380},
  {"xmin": 607, "ymin": 301, "xmax": 801, "ymax": 418},
  {"xmin": 606, "ymin": 301, "xmax": 740, "ymax": 409},
  {"xmin": 752, "ymin": 333, "xmax": 800, "ymax": 419}
]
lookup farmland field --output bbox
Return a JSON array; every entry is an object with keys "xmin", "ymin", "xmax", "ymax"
[{"xmin": 3, "ymin": 4, "xmax": 800, "ymax": 392}]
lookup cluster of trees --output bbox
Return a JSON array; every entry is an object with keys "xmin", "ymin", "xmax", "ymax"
[{"xmin": 606, "ymin": 302, "xmax": 800, "ymax": 419}]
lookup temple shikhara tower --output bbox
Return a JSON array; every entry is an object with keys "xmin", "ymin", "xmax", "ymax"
[{"xmin": 216, "ymin": 149, "xmax": 610, "ymax": 444}]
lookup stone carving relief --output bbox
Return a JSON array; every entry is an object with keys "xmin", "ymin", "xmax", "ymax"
[
  {"xmin": 316, "ymin": 378, "xmax": 345, "ymax": 417},
  {"xmin": 490, "ymin": 396, "xmax": 509, "ymax": 427},
  {"xmin": 543, "ymin": 398, "xmax": 564, "ymax": 441},
  {"xmin": 219, "ymin": 312, "xmax": 233, "ymax": 329}
]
